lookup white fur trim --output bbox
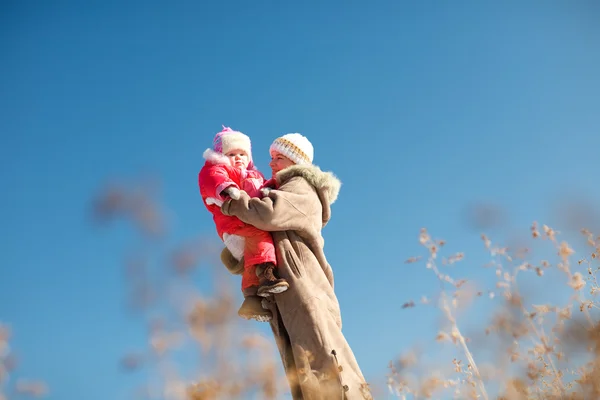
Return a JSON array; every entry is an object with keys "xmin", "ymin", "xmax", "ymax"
[
  {"xmin": 205, "ymin": 197, "xmax": 223, "ymax": 207},
  {"xmin": 203, "ymin": 148, "xmax": 232, "ymax": 165},
  {"xmin": 223, "ymin": 233, "xmax": 245, "ymax": 260}
]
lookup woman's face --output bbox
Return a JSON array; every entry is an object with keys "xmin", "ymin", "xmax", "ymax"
[{"xmin": 269, "ymin": 151, "xmax": 295, "ymax": 177}]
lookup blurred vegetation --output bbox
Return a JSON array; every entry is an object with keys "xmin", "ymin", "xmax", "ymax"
[{"xmin": 3, "ymin": 181, "xmax": 599, "ymax": 399}]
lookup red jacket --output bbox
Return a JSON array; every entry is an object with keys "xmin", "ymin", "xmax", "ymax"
[{"xmin": 198, "ymin": 149, "xmax": 266, "ymax": 239}]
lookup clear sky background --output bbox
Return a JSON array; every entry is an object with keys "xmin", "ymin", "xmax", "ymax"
[{"xmin": 1, "ymin": 1, "xmax": 599, "ymax": 399}]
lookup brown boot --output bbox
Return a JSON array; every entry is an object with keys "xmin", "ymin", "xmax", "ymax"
[
  {"xmin": 256, "ymin": 263, "xmax": 289, "ymax": 297},
  {"xmin": 238, "ymin": 286, "xmax": 272, "ymax": 322}
]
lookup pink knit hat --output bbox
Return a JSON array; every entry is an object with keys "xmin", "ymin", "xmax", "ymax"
[{"xmin": 213, "ymin": 125, "xmax": 254, "ymax": 166}]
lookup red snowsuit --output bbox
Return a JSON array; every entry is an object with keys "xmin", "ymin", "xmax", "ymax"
[{"xmin": 198, "ymin": 149, "xmax": 277, "ymax": 290}]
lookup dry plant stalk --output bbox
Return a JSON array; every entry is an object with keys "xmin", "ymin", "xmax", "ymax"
[
  {"xmin": 390, "ymin": 223, "xmax": 600, "ymax": 399},
  {"xmin": 0, "ymin": 323, "xmax": 49, "ymax": 399}
]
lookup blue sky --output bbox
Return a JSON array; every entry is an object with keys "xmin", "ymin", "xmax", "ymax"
[{"xmin": 1, "ymin": 1, "xmax": 599, "ymax": 399}]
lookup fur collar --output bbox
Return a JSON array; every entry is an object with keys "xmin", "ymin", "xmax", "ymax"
[{"xmin": 276, "ymin": 164, "xmax": 341, "ymax": 204}]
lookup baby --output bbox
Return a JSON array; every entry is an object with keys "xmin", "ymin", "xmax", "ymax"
[{"xmin": 198, "ymin": 126, "xmax": 289, "ymax": 322}]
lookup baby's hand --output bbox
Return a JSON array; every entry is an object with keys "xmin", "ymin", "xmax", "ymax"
[
  {"xmin": 224, "ymin": 187, "xmax": 241, "ymax": 200},
  {"xmin": 260, "ymin": 187, "xmax": 272, "ymax": 197}
]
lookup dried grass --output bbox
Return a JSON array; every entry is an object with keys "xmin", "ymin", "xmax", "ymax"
[
  {"xmin": 391, "ymin": 224, "xmax": 600, "ymax": 399},
  {"xmin": 4, "ymin": 182, "xmax": 599, "ymax": 399}
]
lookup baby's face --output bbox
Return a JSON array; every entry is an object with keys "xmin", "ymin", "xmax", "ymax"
[{"xmin": 225, "ymin": 149, "xmax": 249, "ymax": 169}]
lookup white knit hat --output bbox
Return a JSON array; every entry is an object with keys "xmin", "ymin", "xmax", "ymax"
[{"xmin": 269, "ymin": 133, "xmax": 314, "ymax": 165}]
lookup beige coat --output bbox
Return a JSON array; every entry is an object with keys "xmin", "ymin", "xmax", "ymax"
[{"xmin": 221, "ymin": 165, "xmax": 372, "ymax": 400}]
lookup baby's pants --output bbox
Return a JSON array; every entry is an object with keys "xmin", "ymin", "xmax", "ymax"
[{"xmin": 232, "ymin": 225, "xmax": 277, "ymax": 291}]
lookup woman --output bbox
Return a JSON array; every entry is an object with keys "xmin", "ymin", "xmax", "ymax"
[{"xmin": 219, "ymin": 133, "xmax": 372, "ymax": 399}]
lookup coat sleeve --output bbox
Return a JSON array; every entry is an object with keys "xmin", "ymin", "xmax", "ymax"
[
  {"xmin": 199, "ymin": 164, "xmax": 239, "ymax": 201},
  {"xmin": 221, "ymin": 177, "xmax": 317, "ymax": 232}
]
